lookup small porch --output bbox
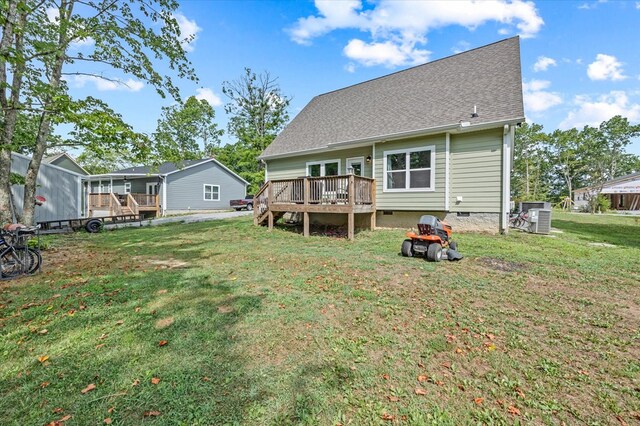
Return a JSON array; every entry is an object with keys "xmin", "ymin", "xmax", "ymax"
[
  {"xmin": 254, "ymin": 175, "xmax": 376, "ymax": 240},
  {"xmin": 88, "ymin": 192, "xmax": 159, "ymax": 217}
]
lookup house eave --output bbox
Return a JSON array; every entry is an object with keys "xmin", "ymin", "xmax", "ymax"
[{"xmin": 260, "ymin": 117, "xmax": 525, "ymax": 161}]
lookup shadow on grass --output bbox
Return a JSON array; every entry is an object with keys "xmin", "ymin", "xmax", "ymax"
[
  {"xmin": 552, "ymin": 219, "xmax": 640, "ymax": 248},
  {"xmin": 0, "ymin": 267, "xmax": 268, "ymax": 424}
]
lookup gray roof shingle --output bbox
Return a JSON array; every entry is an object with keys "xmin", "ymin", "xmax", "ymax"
[
  {"xmin": 262, "ymin": 37, "xmax": 524, "ymax": 158},
  {"xmin": 112, "ymin": 159, "xmax": 207, "ymax": 174}
]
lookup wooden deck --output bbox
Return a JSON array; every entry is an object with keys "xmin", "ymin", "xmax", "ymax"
[
  {"xmin": 254, "ymin": 175, "xmax": 376, "ymax": 240},
  {"xmin": 88, "ymin": 193, "xmax": 159, "ymax": 217}
]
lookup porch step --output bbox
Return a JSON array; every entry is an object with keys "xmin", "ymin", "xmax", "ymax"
[{"xmin": 257, "ymin": 210, "xmax": 285, "ymax": 226}]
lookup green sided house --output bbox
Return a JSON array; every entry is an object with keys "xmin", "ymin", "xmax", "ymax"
[{"xmin": 255, "ymin": 37, "xmax": 524, "ymax": 238}]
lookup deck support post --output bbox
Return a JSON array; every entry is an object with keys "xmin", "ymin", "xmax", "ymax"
[
  {"xmin": 347, "ymin": 212, "xmax": 354, "ymax": 241},
  {"xmin": 303, "ymin": 212, "xmax": 310, "ymax": 237},
  {"xmin": 370, "ymin": 211, "xmax": 376, "ymax": 230},
  {"xmin": 268, "ymin": 211, "xmax": 274, "ymax": 231}
]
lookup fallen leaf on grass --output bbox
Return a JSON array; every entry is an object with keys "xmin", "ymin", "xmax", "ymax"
[
  {"xmin": 134, "ymin": 307, "xmax": 141, "ymax": 312},
  {"xmin": 158, "ymin": 340, "xmax": 168, "ymax": 347},
  {"xmin": 107, "ymin": 407, "xmax": 114, "ymax": 414},
  {"xmin": 151, "ymin": 377, "xmax": 160, "ymax": 385},
  {"xmin": 60, "ymin": 415, "xmax": 72, "ymax": 421},
  {"xmin": 38, "ymin": 355, "xmax": 49, "ymax": 363},
  {"xmin": 382, "ymin": 374, "xmax": 390, "ymax": 380},
  {"xmin": 39, "ymin": 329, "xmax": 48, "ymax": 335},
  {"xmin": 417, "ymin": 375, "xmax": 428, "ymax": 382},
  {"xmin": 132, "ymin": 379, "xmax": 140, "ymax": 386},
  {"xmin": 515, "ymin": 388, "xmax": 525, "ymax": 399},
  {"xmin": 435, "ymin": 380, "xmax": 444, "ymax": 386},
  {"xmin": 387, "ymin": 396, "xmax": 400, "ymax": 402},
  {"xmin": 40, "ymin": 381, "xmax": 50, "ymax": 388},
  {"xmin": 115, "ymin": 320, "xmax": 124, "ymax": 325},
  {"xmin": 104, "ymin": 418, "xmax": 112, "ymax": 424},
  {"xmin": 507, "ymin": 406, "xmax": 521, "ymax": 416},
  {"xmin": 381, "ymin": 413, "xmax": 395, "ymax": 421},
  {"xmin": 474, "ymin": 397, "xmax": 484, "ymax": 405},
  {"xmin": 415, "ymin": 388, "xmax": 427, "ymax": 395},
  {"xmin": 98, "ymin": 334, "xmax": 108, "ymax": 340},
  {"xmin": 157, "ymin": 289, "xmax": 167, "ymax": 294},
  {"xmin": 441, "ymin": 362, "xmax": 451, "ymax": 369},
  {"xmin": 143, "ymin": 411, "xmax": 161, "ymax": 417},
  {"xmin": 81, "ymin": 383, "xmax": 96, "ymax": 394},
  {"xmin": 53, "ymin": 408, "xmax": 64, "ymax": 414},
  {"xmin": 95, "ymin": 344, "xmax": 105, "ymax": 349}
]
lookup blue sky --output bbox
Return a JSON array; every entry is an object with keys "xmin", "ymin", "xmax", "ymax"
[{"xmin": 63, "ymin": 0, "xmax": 640, "ymax": 155}]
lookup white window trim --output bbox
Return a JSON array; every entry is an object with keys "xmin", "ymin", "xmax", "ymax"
[
  {"xmin": 203, "ymin": 184, "xmax": 220, "ymax": 201},
  {"xmin": 124, "ymin": 182, "xmax": 131, "ymax": 193},
  {"xmin": 346, "ymin": 156, "xmax": 365, "ymax": 176},
  {"xmin": 383, "ymin": 145, "xmax": 436, "ymax": 192},
  {"xmin": 306, "ymin": 159, "xmax": 341, "ymax": 177}
]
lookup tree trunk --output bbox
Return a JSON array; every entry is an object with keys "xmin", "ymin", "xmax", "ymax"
[
  {"xmin": 21, "ymin": 1, "xmax": 72, "ymax": 224},
  {"xmin": 0, "ymin": 1, "xmax": 24, "ymax": 224}
]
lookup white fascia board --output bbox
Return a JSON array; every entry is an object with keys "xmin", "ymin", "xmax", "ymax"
[
  {"xmin": 11, "ymin": 152, "xmax": 85, "ymax": 177},
  {"xmin": 259, "ymin": 117, "xmax": 525, "ymax": 161}
]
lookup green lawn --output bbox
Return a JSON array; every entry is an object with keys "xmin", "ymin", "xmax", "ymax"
[{"xmin": 1, "ymin": 211, "xmax": 638, "ymax": 425}]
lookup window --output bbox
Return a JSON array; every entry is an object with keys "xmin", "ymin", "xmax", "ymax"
[
  {"xmin": 124, "ymin": 182, "xmax": 131, "ymax": 193},
  {"xmin": 204, "ymin": 184, "xmax": 220, "ymax": 201},
  {"xmin": 383, "ymin": 146, "xmax": 435, "ymax": 192},
  {"xmin": 306, "ymin": 160, "xmax": 340, "ymax": 177}
]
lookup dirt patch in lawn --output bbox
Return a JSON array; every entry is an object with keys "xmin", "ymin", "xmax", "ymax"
[
  {"xmin": 478, "ymin": 257, "xmax": 528, "ymax": 272},
  {"xmin": 145, "ymin": 258, "xmax": 189, "ymax": 269},
  {"xmin": 155, "ymin": 316, "xmax": 174, "ymax": 329},
  {"xmin": 217, "ymin": 305, "xmax": 234, "ymax": 314}
]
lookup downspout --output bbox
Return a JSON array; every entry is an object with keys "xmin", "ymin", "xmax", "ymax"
[
  {"xmin": 76, "ymin": 176, "xmax": 82, "ymax": 217},
  {"xmin": 501, "ymin": 124, "xmax": 512, "ymax": 234},
  {"xmin": 161, "ymin": 175, "xmax": 167, "ymax": 216},
  {"xmin": 445, "ymin": 132, "xmax": 450, "ymax": 211}
]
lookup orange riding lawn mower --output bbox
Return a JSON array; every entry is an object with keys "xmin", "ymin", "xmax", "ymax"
[{"xmin": 401, "ymin": 215, "xmax": 463, "ymax": 262}]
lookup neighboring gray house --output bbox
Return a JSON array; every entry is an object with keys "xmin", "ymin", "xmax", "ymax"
[
  {"xmin": 257, "ymin": 37, "xmax": 524, "ymax": 234},
  {"xmin": 84, "ymin": 158, "xmax": 249, "ymax": 217},
  {"xmin": 43, "ymin": 152, "xmax": 90, "ymax": 175},
  {"xmin": 10, "ymin": 152, "xmax": 85, "ymax": 222}
]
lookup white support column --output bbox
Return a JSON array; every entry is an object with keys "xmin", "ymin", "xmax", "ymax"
[
  {"xmin": 501, "ymin": 124, "xmax": 513, "ymax": 234},
  {"xmin": 162, "ymin": 176, "xmax": 167, "ymax": 216},
  {"xmin": 445, "ymin": 132, "xmax": 450, "ymax": 211}
]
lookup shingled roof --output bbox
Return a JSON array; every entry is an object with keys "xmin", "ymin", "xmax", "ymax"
[{"xmin": 262, "ymin": 37, "xmax": 524, "ymax": 159}]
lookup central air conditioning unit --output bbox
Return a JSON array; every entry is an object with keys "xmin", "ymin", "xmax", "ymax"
[{"xmin": 527, "ymin": 208, "xmax": 552, "ymax": 234}]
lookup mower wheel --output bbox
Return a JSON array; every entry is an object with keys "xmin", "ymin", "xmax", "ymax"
[
  {"xmin": 401, "ymin": 239, "xmax": 414, "ymax": 257},
  {"xmin": 449, "ymin": 241, "xmax": 458, "ymax": 251},
  {"xmin": 426, "ymin": 243, "xmax": 443, "ymax": 262}
]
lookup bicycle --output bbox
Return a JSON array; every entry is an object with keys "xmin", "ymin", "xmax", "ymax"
[
  {"xmin": 0, "ymin": 225, "xmax": 42, "ymax": 279},
  {"xmin": 509, "ymin": 210, "xmax": 529, "ymax": 229}
]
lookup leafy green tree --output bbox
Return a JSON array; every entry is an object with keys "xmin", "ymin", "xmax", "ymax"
[
  {"xmin": 580, "ymin": 116, "xmax": 640, "ymax": 212},
  {"xmin": 216, "ymin": 68, "xmax": 290, "ymax": 192},
  {"xmin": 0, "ymin": 0, "xmax": 197, "ymax": 224},
  {"xmin": 548, "ymin": 128, "xmax": 587, "ymax": 205},
  {"xmin": 153, "ymin": 96, "xmax": 223, "ymax": 164},
  {"xmin": 512, "ymin": 123, "xmax": 552, "ymax": 202}
]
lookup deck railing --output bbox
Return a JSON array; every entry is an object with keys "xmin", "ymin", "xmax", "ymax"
[
  {"xmin": 127, "ymin": 193, "xmax": 139, "ymax": 215},
  {"xmin": 268, "ymin": 175, "xmax": 374, "ymax": 206},
  {"xmin": 130, "ymin": 193, "xmax": 157, "ymax": 207}
]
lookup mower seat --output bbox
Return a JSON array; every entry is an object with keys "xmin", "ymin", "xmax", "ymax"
[{"xmin": 418, "ymin": 215, "xmax": 443, "ymax": 234}]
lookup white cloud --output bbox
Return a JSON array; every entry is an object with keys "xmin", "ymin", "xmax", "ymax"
[
  {"xmin": 587, "ymin": 54, "xmax": 626, "ymax": 81},
  {"xmin": 344, "ymin": 62, "xmax": 356, "ymax": 73},
  {"xmin": 522, "ymin": 79, "xmax": 562, "ymax": 113},
  {"xmin": 68, "ymin": 75, "xmax": 144, "ymax": 92},
  {"xmin": 173, "ymin": 12, "xmax": 201, "ymax": 52},
  {"xmin": 533, "ymin": 56, "xmax": 557, "ymax": 72},
  {"xmin": 559, "ymin": 91, "xmax": 640, "ymax": 129},
  {"xmin": 451, "ymin": 41, "xmax": 471, "ymax": 54},
  {"xmin": 343, "ymin": 39, "xmax": 429, "ymax": 67},
  {"xmin": 194, "ymin": 88, "xmax": 222, "ymax": 107},
  {"xmin": 636, "ymin": 1, "xmax": 640, "ymax": 9},
  {"xmin": 289, "ymin": 0, "xmax": 543, "ymax": 67}
]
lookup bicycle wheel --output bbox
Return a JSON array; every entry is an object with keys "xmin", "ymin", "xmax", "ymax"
[{"xmin": 0, "ymin": 247, "xmax": 41, "ymax": 277}]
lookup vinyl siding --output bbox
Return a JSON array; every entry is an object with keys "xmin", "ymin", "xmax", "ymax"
[
  {"xmin": 10, "ymin": 153, "xmax": 81, "ymax": 222},
  {"xmin": 266, "ymin": 146, "xmax": 373, "ymax": 180},
  {"xmin": 165, "ymin": 161, "xmax": 246, "ymax": 210},
  {"xmin": 49, "ymin": 157, "xmax": 88, "ymax": 175},
  {"xmin": 449, "ymin": 129, "xmax": 503, "ymax": 213},
  {"xmin": 374, "ymin": 134, "xmax": 446, "ymax": 210}
]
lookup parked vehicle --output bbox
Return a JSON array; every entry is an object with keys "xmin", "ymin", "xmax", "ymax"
[{"xmin": 230, "ymin": 195, "xmax": 254, "ymax": 211}]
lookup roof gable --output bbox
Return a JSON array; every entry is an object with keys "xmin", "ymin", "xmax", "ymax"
[{"xmin": 262, "ymin": 37, "xmax": 524, "ymax": 158}]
